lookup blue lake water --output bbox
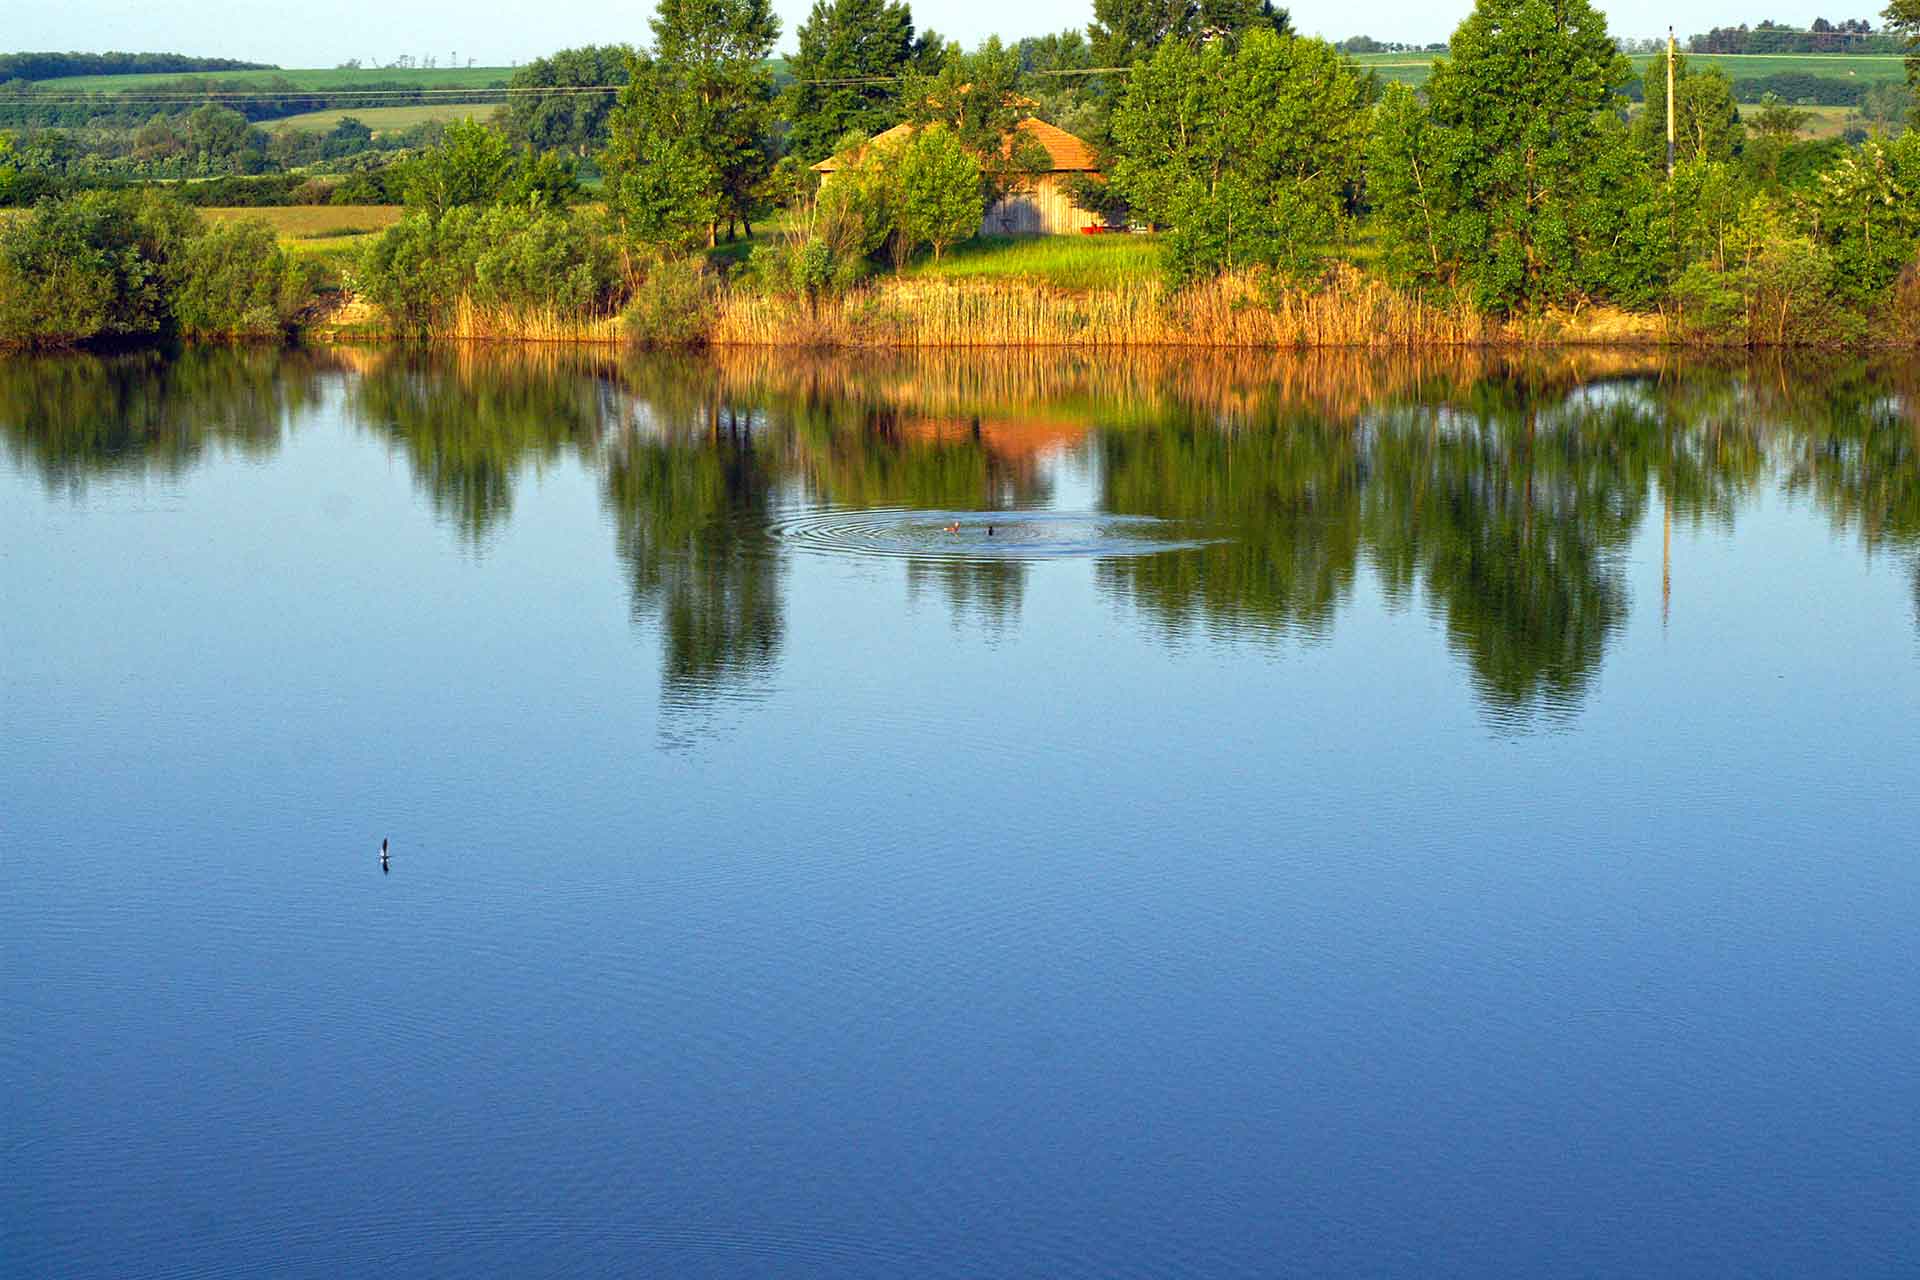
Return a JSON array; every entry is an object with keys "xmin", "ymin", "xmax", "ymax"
[{"xmin": 3, "ymin": 346, "xmax": 1917, "ymax": 1277}]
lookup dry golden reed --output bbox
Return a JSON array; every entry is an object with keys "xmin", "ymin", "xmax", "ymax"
[{"xmin": 320, "ymin": 270, "xmax": 1681, "ymax": 349}]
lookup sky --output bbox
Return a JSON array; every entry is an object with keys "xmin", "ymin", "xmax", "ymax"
[{"xmin": 5, "ymin": 0, "xmax": 1878, "ymax": 67}]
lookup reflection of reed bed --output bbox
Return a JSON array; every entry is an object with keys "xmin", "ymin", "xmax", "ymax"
[{"xmin": 695, "ymin": 345, "xmax": 1690, "ymax": 434}]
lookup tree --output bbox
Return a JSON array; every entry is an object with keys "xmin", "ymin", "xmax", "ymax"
[
  {"xmin": 503, "ymin": 45, "xmax": 634, "ymax": 155},
  {"xmin": 1367, "ymin": 0, "xmax": 1648, "ymax": 312},
  {"xmin": 649, "ymin": 0, "xmax": 782, "ymax": 243},
  {"xmin": 400, "ymin": 120, "xmax": 518, "ymax": 216},
  {"xmin": 1888, "ymin": 0, "xmax": 1920, "ymax": 118},
  {"xmin": 184, "ymin": 104, "xmax": 258, "ymax": 172},
  {"xmin": 1804, "ymin": 132, "xmax": 1920, "ymax": 304},
  {"xmin": 1746, "ymin": 91, "xmax": 1810, "ymax": 184},
  {"xmin": 602, "ymin": 53, "xmax": 726, "ymax": 259},
  {"xmin": 323, "ymin": 117, "xmax": 374, "ymax": 159},
  {"xmin": 892, "ymin": 123, "xmax": 983, "ymax": 261},
  {"xmin": 903, "ymin": 39, "xmax": 1048, "ymax": 209},
  {"xmin": 1632, "ymin": 53, "xmax": 1743, "ymax": 169},
  {"xmin": 781, "ymin": 0, "xmax": 920, "ymax": 164},
  {"xmin": 1111, "ymin": 29, "xmax": 1366, "ymax": 282},
  {"xmin": 1088, "ymin": 0, "xmax": 1290, "ymax": 68}
]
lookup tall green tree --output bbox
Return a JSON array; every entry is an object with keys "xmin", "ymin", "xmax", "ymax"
[
  {"xmin": 781, "ymin": 0, "xmax": 921, "ymax": 164},
  {"xmin": 502, "ymin": 45, "xmax": 634, "ymax": 155},
  {"xmin": 1088, "ymin": 0, "xmax": 1290, "ymax": 68},
  {"xmin": 1632, "ymin": 53, "xmax": 1743, "ymax": 169},
  {"xmin": 1110, "ymin": 29, "xmax": 1367, "ymax": 282},
  {"xmin": 1366, "ymin": 0, "xmax": 1649, "ymax": 312},
  {"xmin": 903, "ymin": 39, "xmax": 1047, "ymax": 208},
  {"xmin": 602, "ymin": 53, "xmax": 726, "ymax": 258},
  {"xmin": 649, "ymin": 0, "xmax": 783, "ymax": 242}
]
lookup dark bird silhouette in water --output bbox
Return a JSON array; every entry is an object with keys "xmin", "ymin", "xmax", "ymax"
[
  {"xmin": 987, "ymin": 524, "xmax": 995, "ymax": 536},
  {"xmin": 380, "ymin": 837, "xmax": 390, "ymax": 873}
]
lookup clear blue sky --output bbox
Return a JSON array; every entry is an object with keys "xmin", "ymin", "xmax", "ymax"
[{"xmin": 5, "ymin": 0, "xmax": 1871, "ymax": 67}]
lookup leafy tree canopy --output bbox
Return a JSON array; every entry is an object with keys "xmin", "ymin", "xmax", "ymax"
[
  {"xmin": 1110, "ymin": 29, "xmax": 1367, "ymax": 282},
  {"xmin": 782, "ymin": 0, "xmax": 936, "ymax": 164},
  {"xmin": 1367, "ymin": 0, "xmax": 1651, "ymax": 312},
  {"xmin": 1633, "ymin": 54, "xmax": 1744, "ymax": 169},
  {"xmin": 503, "ymin": 45, "xmax": 634, "ymax": 155},
  {"xmin": 1088, "ymin": 0, "xmax": 1291, "ymax": 68}
]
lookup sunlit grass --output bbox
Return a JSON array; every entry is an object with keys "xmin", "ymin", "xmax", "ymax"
[
  {"xmin": 907, "ymin": 234, "xmax": 1162, "ymax": 291},
  {"xmin": 269, "ymin": 104, "xmax": 493, "ymax": 134},
  {"xmin": 199, "ymin": 205, "xmax": 404, "ymax": 238}
]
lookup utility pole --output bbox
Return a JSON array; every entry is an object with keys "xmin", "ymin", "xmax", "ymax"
[{"xmin": 1666, "ymin": 27, "xmax": 1676, "ymax": 177}]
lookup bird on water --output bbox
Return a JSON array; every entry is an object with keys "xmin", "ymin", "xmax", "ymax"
[{"xmin": 380, "ymin": 838, "xmax": 390, "ymax": 872}]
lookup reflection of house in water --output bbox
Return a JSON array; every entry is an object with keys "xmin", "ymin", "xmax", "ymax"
[
  {"xmin": 900, "ymin": 414, "xmax": 1091, "ymax": 463},
  {"xmin": 813, "ymin": 118, "xmax": 1109, "ymax": 236},
  {"xmin": 901, "ymin": 412, "xmax": 1093, "ymax": 500}
]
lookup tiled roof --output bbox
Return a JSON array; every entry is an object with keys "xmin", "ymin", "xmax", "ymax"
[{"xmin": 812, "ymin": 118, "xmax": 1099, "ymax": 173}]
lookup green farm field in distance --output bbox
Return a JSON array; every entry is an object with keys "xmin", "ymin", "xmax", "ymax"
[
  {"xmin": 271, "ymin": 104, "xmax": 496, "ymax": 133},
  {"xmin": 28, "ymin": 66, "xmax": 513, "ymax": 91},
  {"xmin": 1346, "ymin": 49, "xmax": 1912, "ymax": 94}
]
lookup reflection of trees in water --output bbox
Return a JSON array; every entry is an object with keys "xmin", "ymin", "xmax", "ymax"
[
  {"xmin": 1097, "ymin": 409, "xmax": 1365, "ymax": 641},
  {"xmin": 346, "ymin": 347, "xmax": 619, "ymax": 542},
  {"xmin": 1367, "ymin": 393, "xmax": 1647, "ymax": 722},
  {"xmin": 11, "ymin": 344, "xmax": 1919, "ymax": 728},
  {"xmin": 602, "ymin": 395, "xmax": 784, "ymax": 731},
  {"xmin": 907, "ymin": 556, "xmax": 1027, "ymax": 632},
  {"xmin": 0, "ymin": 347, "xmax": 326, "ymax": 493}
]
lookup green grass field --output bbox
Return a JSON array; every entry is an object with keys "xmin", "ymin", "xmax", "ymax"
[
  {"xmin": 269, "ymin": 103, "xmax": 497, "ymax": 134},
  {"xmin": 197, "ymin": 205, "xmax": 404, "ymax": 237},
  {"xmin": 1347, "ymin": 49, "xmax": 1913, "ymax": 96},
  {"xmin": 31, "ymin": 66, "xmax": 512, "ymax": 91},
  {"xmin": 907, "ymin": 234, "xmax": 1162, "ymax": 291}
]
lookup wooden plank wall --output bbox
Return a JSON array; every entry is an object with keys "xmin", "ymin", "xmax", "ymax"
[{"xmin": 982, "ymin": 177, "xmax": 1106, "ymax": 236}]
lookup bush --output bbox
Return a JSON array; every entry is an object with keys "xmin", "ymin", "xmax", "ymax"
[
  {"xmin": 620, "ymin": 256, "xmax": 714, "ymax": 346},
  {"xmin": 169, "ymin": 219, "xmax": 309, "ymax": 339},
  {"xmin": 0, "ymin": 190, "xmax": 195, "ymax": 345},
  {"xmin": 357, "ymin": 205, "xmax": 620, "ymax": 334}
]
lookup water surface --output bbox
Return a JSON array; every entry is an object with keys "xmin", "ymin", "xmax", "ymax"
[{"xmin": 4, "ymin": 346, "xmax": 1918, "ymax": 1277}]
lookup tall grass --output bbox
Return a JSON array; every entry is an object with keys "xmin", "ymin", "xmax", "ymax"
[
  {"xmin": 708, "ymin": 267, "xmax": 1659, "ymax": 348},
  {"xmin": 906, "ymin": 235, "xmax": 1163, "ymax": 291}
]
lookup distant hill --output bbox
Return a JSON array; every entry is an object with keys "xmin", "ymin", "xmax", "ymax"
[{"xmin": 0, "ymin": 52, "xmax": 277, "ymax": 82}]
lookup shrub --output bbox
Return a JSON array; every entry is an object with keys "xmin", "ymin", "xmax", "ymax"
[
  {"xmin": 0, "ymin": 190, "xmax": 196, "ymax": 345},
  {"xmin": 357, "ymin": 205, "xmax": 620, "ymax": 334},
  {"xmin": 169, "ymin": 219, "xmax": 309, "ymax": 339},
  {"xmin": 892, "ymin": 124, "xmax": 983, "ymax": 264},
  {"xmin": 620, "ymin": 256, "xmax": 714, "ymax": 346}
]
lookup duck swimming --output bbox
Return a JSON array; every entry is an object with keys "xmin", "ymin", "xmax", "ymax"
[{"xmin": 380, "ymin": 837, "xmax": 390, "ymax": 869}]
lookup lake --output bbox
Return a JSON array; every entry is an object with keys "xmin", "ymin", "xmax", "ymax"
[{"xmin": 4, "ymin": 345, "xmax": 1917, "ymax": 1278}]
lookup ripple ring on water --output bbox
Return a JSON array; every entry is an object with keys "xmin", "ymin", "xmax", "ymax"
[{"xmin": 764, "ymin": 507, "xmax": 1208, "ymax": 562}]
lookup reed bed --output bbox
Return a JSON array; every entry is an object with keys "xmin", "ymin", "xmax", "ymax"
[
  {"xmin": 706, "ymin": 267, "xmax": 1669, "ymax": 349},
  {"xmin": 318, "ymin": 267, "xmax": 1685, "ymax": 350}
]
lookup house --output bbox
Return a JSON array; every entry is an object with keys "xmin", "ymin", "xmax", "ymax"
[{"xmin": 811, "ymin": 118, "xmax": 1110, "ymax": 237}]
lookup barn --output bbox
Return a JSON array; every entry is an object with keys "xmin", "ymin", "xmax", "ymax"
[{"xmin": 811, "ymin": 118, "xmax": 1111, "ymax": 237}]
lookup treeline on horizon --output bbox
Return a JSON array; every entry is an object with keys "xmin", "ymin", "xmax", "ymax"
[
  {"xmin": 0, "ymin": 52, "xmax": 276, "ymax": 82},
  {"xmin": 1687, "ymin": 17, "xmax": 1907, "ymax": 53},
  {"xmin": 2, "ymin": 0, "xmax": 1920, "ymax": 351}
]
